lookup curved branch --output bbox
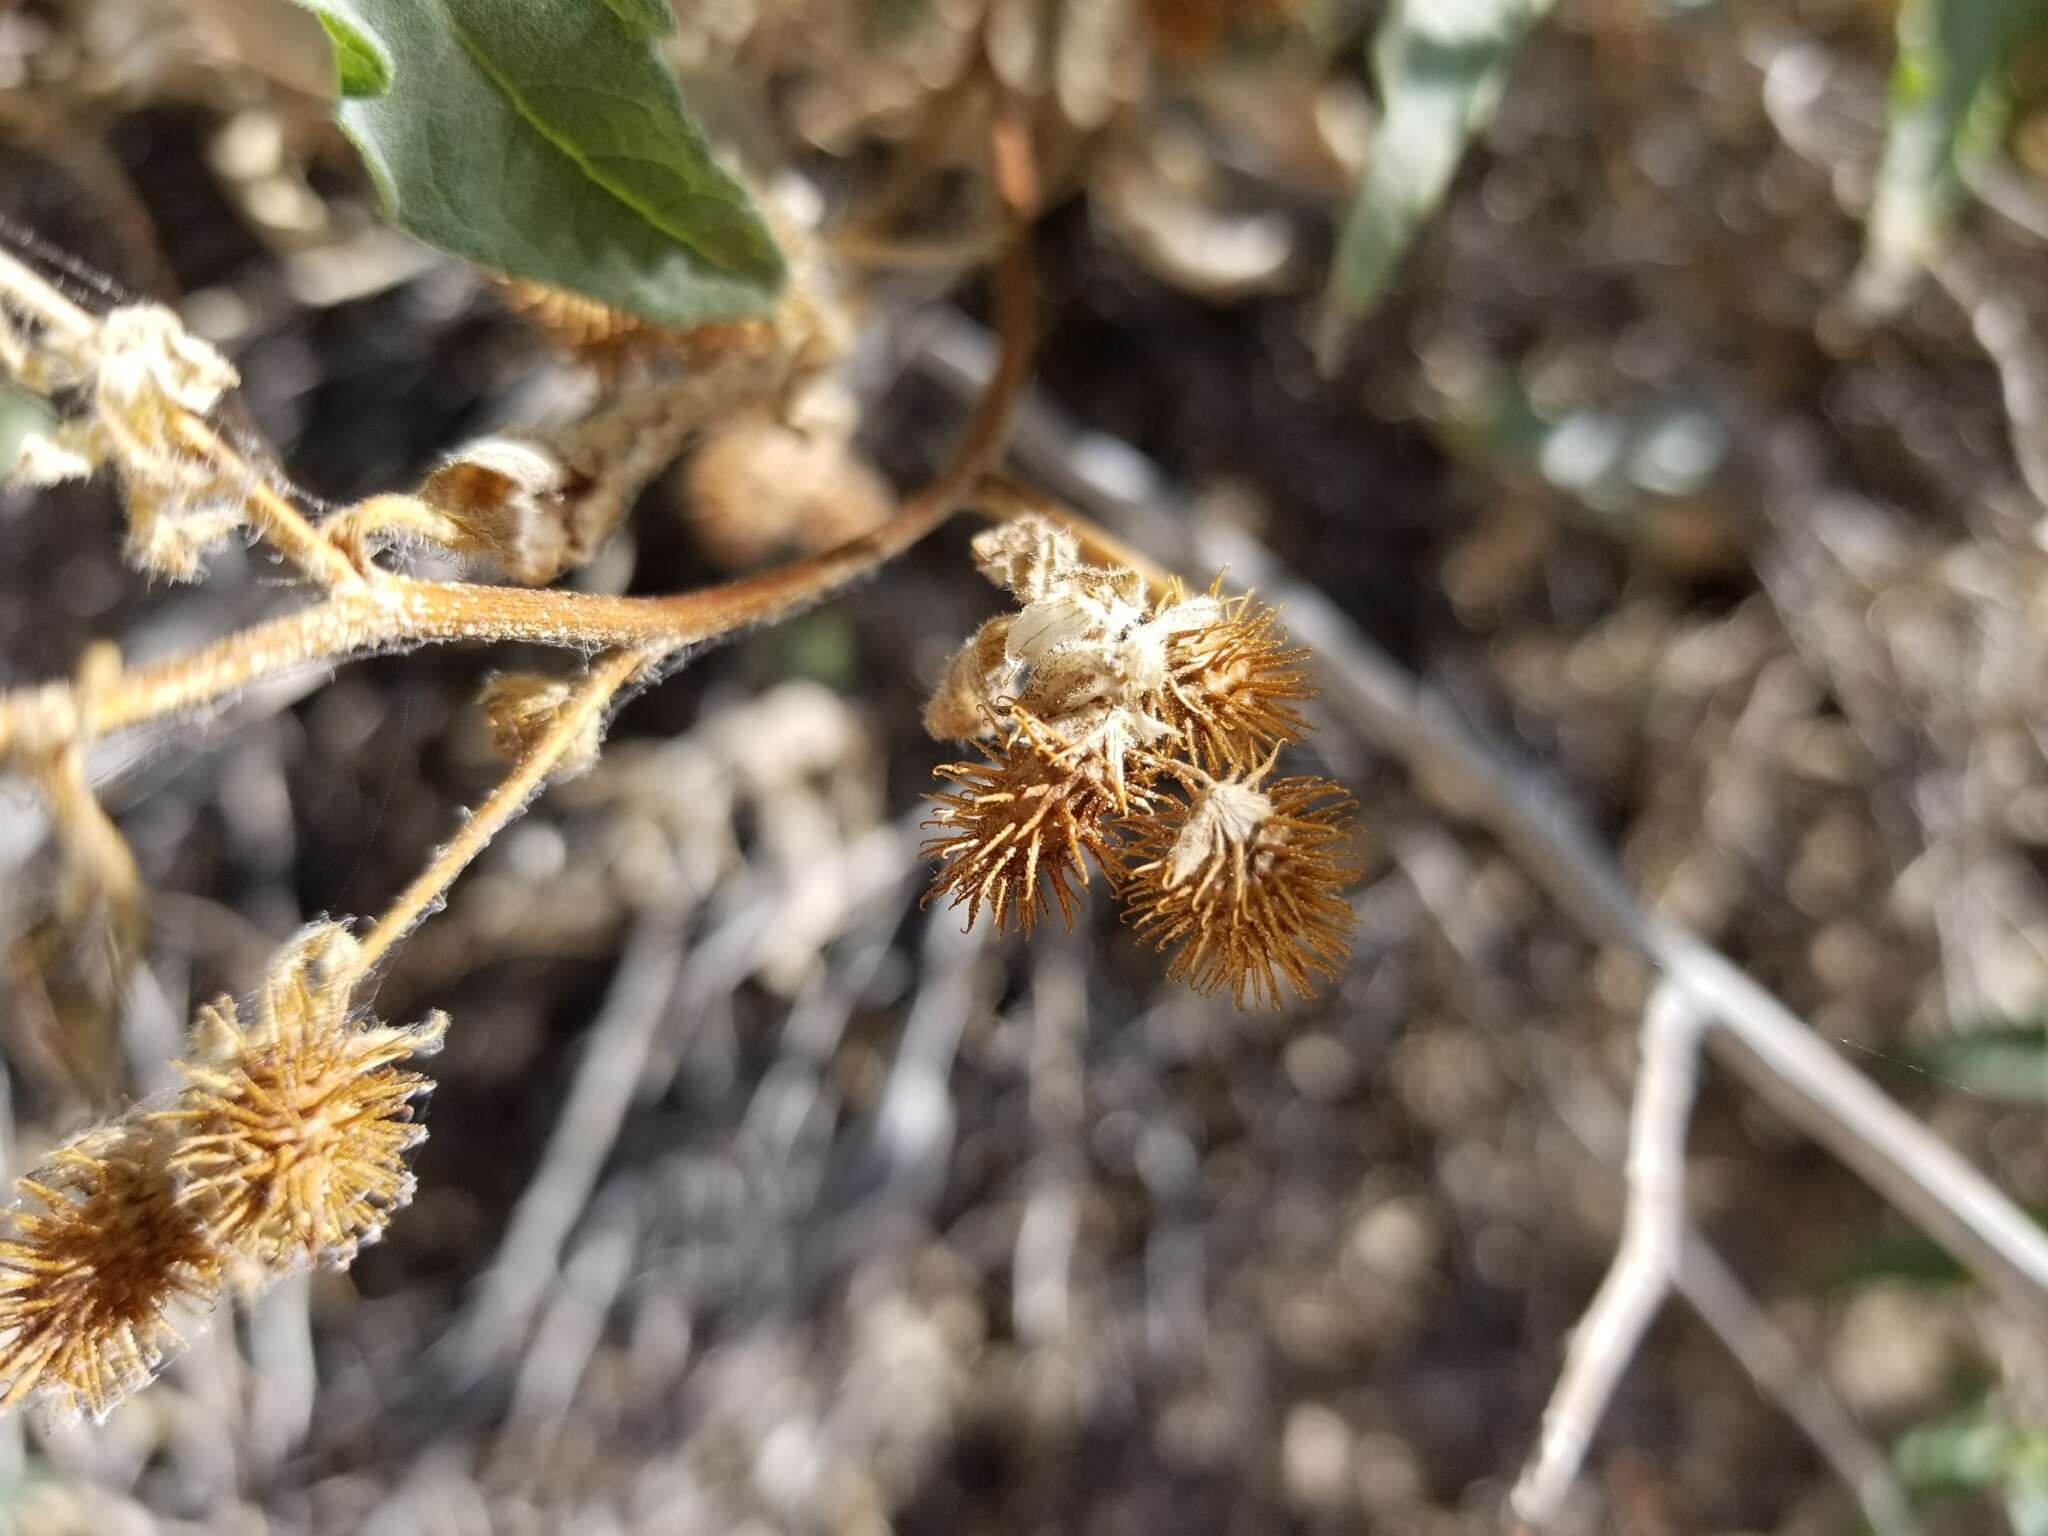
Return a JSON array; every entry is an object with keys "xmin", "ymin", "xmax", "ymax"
[{"xmin": 0, "ymin": 223, "xmax": 1037, "ymax": 765}]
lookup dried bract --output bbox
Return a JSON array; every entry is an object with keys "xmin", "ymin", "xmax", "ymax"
[
  {"xmin": 161, "ymin": 923, "xmax": 445, "ymax": 1270},
  {"xmin": 418, "ymin": 436, "xmax": 582, "ymax": 585},
  {"xmin": 971, "ymin": 514, "xmax": 1086, "ymax": 603},
  {"xmin": 0, "ymin": 1128, "xmax": 222, "ymax": 1425},
  {"xmin": 495, "ymin": 277, "xmax": 690, "ymax": 378},
  {"xmin": 923, "ymin": 615, "xmax": 1018, "ymax": 743},
  {"xmin": 1116, "ymin": 764, "xmax": 1356, "ymax": 1005},
  {"xmin": 940, "ymin": 514, "xmax": 1225, "ymax": 804}
]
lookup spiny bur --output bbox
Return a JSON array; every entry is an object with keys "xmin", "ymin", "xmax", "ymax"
[
  {"xmin": 0, "ymin": 923, "xmax": 450, "ymax": 1423},
  {"xmin": 0, "ymin": 1127, "xmax": 223, "ymax": 1425},
  {"xmin": 159, "ymin": 923, "xmax": 445, "ymax": 1271},
  {"xmin": 924, "ymin": 713, "xmax": 1128, "ymax": 935},
  {"xmin": 1157, "ymin": 578, "xmax": 1313, "ymax": 769},
  {"xmin": 921, "ymin": 510, "xmax": 1357, "ymax": 1000},
  {"xmin": 1115, "ymin": 757, "xmax": 1357, "ymax": 1005}
]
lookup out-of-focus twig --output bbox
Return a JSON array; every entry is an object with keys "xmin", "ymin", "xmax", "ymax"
[
  {"xmin": 1511, "ymin": 982, "xmax": 1703, "ymax": 1528},
  {"xmin": 1529, "ymin": 1029, "xmax": 1923, "ymax": 1536},
  {"xmin": 1676, "ymin": 1236, "xmax": 1920, "ymax": 1536}
]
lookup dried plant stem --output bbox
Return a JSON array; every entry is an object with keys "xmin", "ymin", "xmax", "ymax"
[
  {"xmin": 355, "ymin": 646, "xmax": 650, "ymax": 973},
  {"xmin": 1513, "ymin": 982, "xmax": 1704, "ymax": 1529},
  {"xmin": 169, "ymin": 415, "xmax": 365, "ymax": 589},
  {"xmin": 1675, "ymin": 1235, "xmax": 1921, "ymax": 1536},
  {"xmin": 0, "ymin": 247, "xmax": 91, "ymax": 346},
  {"xmin": 0, "ymin": 216, "xmax": 1037, "ymax": 768},
  {"xmin": 1528, "ymin": 1023, "xmax": 1921, "ymax": 1536},
  {"xmin": 0, "ymin": 521, "xmax": 964, "ymax": 755},
  {"xmin": 436, "ymin": 908, "xmax": 684, "ymax": 1384}
]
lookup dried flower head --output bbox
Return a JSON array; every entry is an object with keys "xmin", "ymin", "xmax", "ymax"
[
  {"xmin": 418, "ymin": 435, "xmax": 583, "ymax": 585},
  {"xmin": 937, "ymin": 514, "xmax": 1227, "ymax": 804},
  {"xmin": 160, "ymin": 923, "xmax": 446, "ymax": 1270},
  {"xmin": 1115, "ymin": 758, "xmax": 1356, "ymax": 1005},
  {"xmin": 924, "ymin": 510, "xmax": 1354, "ymax": 995},
  {"xmin": 0, "ymin": 1127, "xmax": 223, "ymax": 1424},
  {"xmin": 6, "ymin": 303, "xmax": 248, "ymax": 578},
  {"xmin": 683, "ymin": 408, "xmax": 895, "ymax": 570},
  {"xmin": 923, "ymin": 716, "xmax": 1128, "ymax": 935},
  {"xmin": 1157, "ymin": 580, "xmax": 1313, "ymax": 768}
]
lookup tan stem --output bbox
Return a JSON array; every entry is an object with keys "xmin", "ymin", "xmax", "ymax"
[
  {"xmin": 0, "ymin": 221, "xmax": 1036, "ymax": 765},
  {"xmin": 0, "ymin": 247, "xmax": 94, "ymax": 343},
  {"xmin": 355, "ymin": 647, "xmax": 649, "ymax": 972},
  {"xmin": 171, "ymin": 415, "xmax": 367, "ymax": 589},
  {"xmin": 342, "ymin": 216, "xmax": 1036, "ymax": 980}
]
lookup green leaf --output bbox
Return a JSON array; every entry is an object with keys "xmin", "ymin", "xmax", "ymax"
[
  {"xmin": 1896, "ymin": 1405, "xmax": 2019, "ymax": 1492},
  {"xmin": 293, "ymin": 0, "xmax": 784, "ymax": 329},
  {"xmin": 311, "ymin": 9, "xmax": 391, "ymax": 97},
  {"xmin": 1856, "ymin": 0, "xmax": 2048, "ymax": 312},
  {"xmin": 1315, "ymin": 0, "xmax": 1553, "ymax": 368},
  {"xmin": 1921, "ymin": 1023, "xmax": 2048, "ymax": 1104},
  {"xmin": 600, "ymin": 0, "xmax": 673, "ymax": 38}
]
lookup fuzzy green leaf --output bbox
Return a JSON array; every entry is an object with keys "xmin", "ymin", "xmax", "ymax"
[
  {"xmin": 1315, "ymin": 0, "xmax": 1552, "ymax": 368},
  {"xmin": 293, "ymin": 0, "xmax": 784, "ymax": 329},
  {"xmin": 600, "ymin": 0, "xmax": 673, "ymax": 38}
]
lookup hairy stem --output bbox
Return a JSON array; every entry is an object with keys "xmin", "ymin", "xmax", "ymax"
[
  {"xmin": 0, "ymin": 223, "xmax": 1037, "ymax": 765},
  {"xmin": 341, "ymin": 203, "xmax": 1038, "ymax": 979},
  {"xmin": 0, "ymin": 246, "xmax": 92, "ymax": 344},
  {"xmin": 171, "ymin": 415, "xmax": 366, "ymax": 589},
  {"xmin": 355, "ymin": 647, "xmax": 649, "ymax": 972}
]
